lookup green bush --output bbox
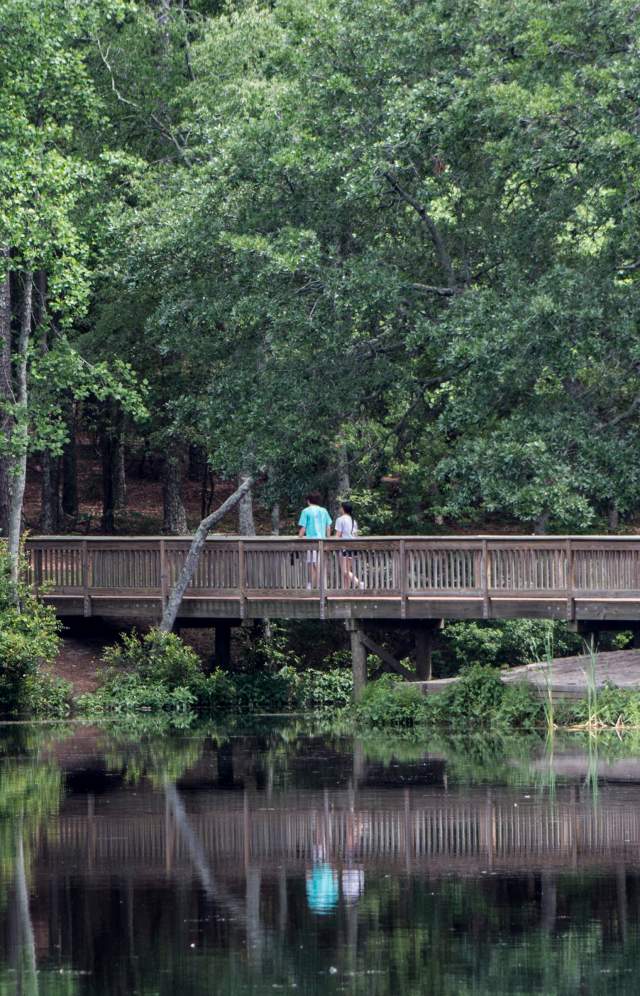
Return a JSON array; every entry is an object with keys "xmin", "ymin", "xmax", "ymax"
[
  {"xmin": 193, "ymin": 669, "xmax": 238, "ymax": 712},
  {"xmin": 355, "ymin": 675, "xmax": 427, "ymax": 728},
  {"xmin": 102, "ymin": 629, "xmax": 203, "ymax": 689},
  {"xmin": 0, "ymin": 544, "xmax": 61, "ymax": 715},
  {"xmin": 297, "ymin": 668, "xmax": 353, "ymax": 712},
  {"xmin": 22, "ymin": 672, "xmax": 72, "ymax": 718},
  {"xmin": 433, "ymin": 665, "xmax": 505, "ymax": 727},
  {"xmin": 435, "ymin": 619, "xmax": 582, "ymax": 676},
  {"xmin": 79, "ymin": 673, "xmax": 197, "ymax": 714},
  {"xmin": 232, "ymin": 669, "xmax": 299, "ymax": 713},
  {"xmin": 80, "ymin": 629, "xmax": 204, "ymax": 715}
]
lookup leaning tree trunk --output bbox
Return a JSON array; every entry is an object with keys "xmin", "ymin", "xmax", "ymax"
[
  {"xmin": 0, "ymin": 250, "xmax": 11, "ymax": 538},
  {"xmin": 7, "ymin": 272, "xmax": 33, "ymax": 596},
  {"xmin": 160, "ymin": 475, "xmax": 254, "ymax": 632},
  {"xmin": 162, "ymin": 449, "xmax": 187, "ymax": 534}
]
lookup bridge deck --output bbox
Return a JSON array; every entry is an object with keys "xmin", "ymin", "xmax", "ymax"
[{"xmin": 25, "ymin": 534, "xmax": 640, "ymax": 623}]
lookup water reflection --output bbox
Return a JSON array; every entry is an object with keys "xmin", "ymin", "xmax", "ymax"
[{"xmin": 3, "ymin": 724, "xmax": 640, "ymax": 993}]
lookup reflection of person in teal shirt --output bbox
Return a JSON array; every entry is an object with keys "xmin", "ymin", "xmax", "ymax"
[
  {"xmin": 306, "ymin": 863, "xmax": 338, "ymax": 914},
  {"xmin": 298, "ymin": 491, "xmax": 332, "ymax": 589}
]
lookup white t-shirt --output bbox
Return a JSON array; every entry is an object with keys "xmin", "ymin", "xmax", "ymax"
[{"xmin": 335, "ymin": 514, "xmax": 358, "ymax": 538}]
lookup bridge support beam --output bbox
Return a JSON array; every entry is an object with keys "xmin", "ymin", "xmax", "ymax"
[{"xmin": 345, "ymin": 620, "xmax": 367, "ymax": 701}]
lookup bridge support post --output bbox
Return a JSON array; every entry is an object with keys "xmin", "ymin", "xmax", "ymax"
[
  {"xmin": 413, "ymin": 620, "xmax": 444, "ymax": 681},
  {"xmin": 345, "ymin": 620, "xmax": 367, "ymax": 701},
  {"xmin": 213, "ymin": 621, "xmax": 232, "ymax": 671}
]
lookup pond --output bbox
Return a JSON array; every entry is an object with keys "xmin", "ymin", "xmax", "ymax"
[{"xmin": 2, "ymin": 721, "xmax": 640, "ymax": 995}]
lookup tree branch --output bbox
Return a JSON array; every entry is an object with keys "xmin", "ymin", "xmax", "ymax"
[
  {"xmin": 382, "ymin": 170, "xmax": 457, "ymax": 290},
  {"xmin": 410, "ymin": 283, "xmax": 456, "ymax": 298}
]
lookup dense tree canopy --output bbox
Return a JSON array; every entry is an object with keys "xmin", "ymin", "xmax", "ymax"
[{"xmin": 2, "ymin": 0, "xmax": 640, "ymax": 539}]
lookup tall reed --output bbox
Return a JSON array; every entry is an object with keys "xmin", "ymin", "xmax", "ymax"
[{"xmin": 580, "ymin": 636, "xmax": 599, "ymax": 728}]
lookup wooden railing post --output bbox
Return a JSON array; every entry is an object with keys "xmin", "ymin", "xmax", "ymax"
[
  {"xmin": 159, "ymin": 539, "xmax": 167, "ymax": 613},
  {"xmin": 482, "ymin": 539, "xmax": 490, "ymax": 619},
  {"xmin": 399, "ymin": 539, "xmax": 407, "ymax": 619},
  {"xmin": 82, "ymin": 539, "xmax": 91, "ymax": 617},
  {"xmin": 238, "ymin": 540, "xmax": 246, "ymax": 618},
  {"xmin": 566, "ymin": 538, "xmax": 575, "ymax": 621},
  {"xmin": 318, "ymin": 540, "xmax": 326, "ymax": 619}
]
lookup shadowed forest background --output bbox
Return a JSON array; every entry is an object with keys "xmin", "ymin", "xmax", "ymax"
[{"xmin": 2, "ymin": 0, "xmax": 640, "ymax": 543}]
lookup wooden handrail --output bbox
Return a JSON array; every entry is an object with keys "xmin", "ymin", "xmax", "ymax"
[{"xmin": 23, "ymin": 535, "xmax": 640, "ymax": 621}]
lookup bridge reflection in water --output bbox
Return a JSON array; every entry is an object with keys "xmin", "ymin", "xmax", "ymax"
[
  {"xmin": 7, "ymin": 728, "xmax": 640, "ymax": 994},
  {"xmin": 46, "ymin": 785, "xmax": 640, "ymax": 878}
]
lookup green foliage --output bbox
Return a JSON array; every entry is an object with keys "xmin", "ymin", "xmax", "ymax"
[
  {"xmin": 436, "ymin": 620, "xmax": 582, "ymax": 675},
  {"xmin": 297, "ymin": 668, "xmax": 353, "ymax": 711},
  {"xmin": 21, "ymin": 672, "xmax": 72, "ymax": 718},
  {"xmin": 0, "ymin": 545, "xmax": 61, "ymax": 715},
  {"xmin": 357, "ymin": 667, "xmax": 547, "ymax": 732},
  {"xmin": 79, "ymin": 674, "xmax": 197, "ymax": 715},
  {"xmin": 80, "ymin": 629, "xmax": 202, "ymax": 715},
  {"xmin": 101, "ymin": 629, "xmax": 202, "ymax": 689},
  {"xmin": 355, "ymin": 675, "xmax": 428, "ymax": 728},
  {"xmin": 431, "ymin": 666, "xmax": 506, "ymax": 728}
]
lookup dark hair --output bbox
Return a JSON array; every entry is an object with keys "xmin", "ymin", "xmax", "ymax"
[
  {"xmin": 307, "ymin": 490, "xmax": 322, "ymax": 505},
  {"xmin": 341, "ymin": 500, "xmax": 355, "ymax": 531}
]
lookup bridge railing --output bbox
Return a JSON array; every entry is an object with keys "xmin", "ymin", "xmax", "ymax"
[{"xmin": 24, "ymin": 535, "xmax": 640, "ymax": 601}]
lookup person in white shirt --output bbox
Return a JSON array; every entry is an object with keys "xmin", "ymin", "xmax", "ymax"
[{"xmin": 334, "ymin": 501, "xmax": 360, "ymax": 589}]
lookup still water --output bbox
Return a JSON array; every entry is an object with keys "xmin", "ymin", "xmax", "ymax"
[{"xmin": 2, "ymin": 721, "xmax": 640, "ymax": 995}]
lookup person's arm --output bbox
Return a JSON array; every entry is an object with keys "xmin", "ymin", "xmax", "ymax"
[
  {"xmin": 298, "ymin": 526, "xmax": 306, "ymax": 537},
  {"xmin": 298, "ymin": 509, "xmax": 307, "ymax": 538},
  {"xmin": 325, "ymin": 510, "xmax": 332, "ymax": 538}
]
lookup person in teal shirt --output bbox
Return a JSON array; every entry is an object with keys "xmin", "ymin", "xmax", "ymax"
[{"xmin": 298, "ymin": 491, "xmax": 332, "ymax": 588}]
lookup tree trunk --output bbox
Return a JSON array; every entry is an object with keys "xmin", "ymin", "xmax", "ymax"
[
  {"xmin": 337, "ymin": 443, "xmax": 351, "ymax": 498},
  {"xmin": 160, "ymin": 475, "xmax": 254, "ymax": 632},
  {"xmin": 238, "ymin": 470, "xmax": 256, "ymax": 535},
  {"xmin": 61, "ymin": 403, "xmax": 78, "ymax": 518},
  {"xmin": 270, "ymin": 501, "xmax": 281, "ymax": 535},
  {"xmin": 114, "ymin": 426, "xmax": 127, "ymax": 511},
  {"xmin": 162, "ymin": 450, "xmax": 187, "ymax": 534},
  {"xmin": 40, "ymin": 451, "xmax": 61, "ymax": 532},
  {"xmin": 100, "ymin": 425, "xmax": 116, "ymax": 533},
  {"xmin": 7, "ymin": 271, "xmax": 32, "ymax": 596},
  {"xmin": 0, "ymin": 249, "xmax": 11, "ymax": 539}
]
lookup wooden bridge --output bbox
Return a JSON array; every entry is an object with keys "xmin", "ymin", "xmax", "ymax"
[
  {"xmin": 26, "ymin": 534, "xmax": 640, "ymax": 625},
  {"xmin": 27, "ymin": 534, "xmax": 640, "ymax": 686}
]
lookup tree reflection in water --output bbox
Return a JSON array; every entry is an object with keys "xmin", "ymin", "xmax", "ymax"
[{"xmin": 0, "ymin": 722, "xmax": 639, "ymax": 994}]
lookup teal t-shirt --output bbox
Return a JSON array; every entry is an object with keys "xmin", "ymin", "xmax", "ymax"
[{"xmin": 298, "ymin": 504, "xmax": 332, "ymax": 539}]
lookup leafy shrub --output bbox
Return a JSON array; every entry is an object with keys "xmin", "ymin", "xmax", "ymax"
[
  {"xmin": 497, "ymin": 682, "xmax": 545, "ymax": 730},
  {"xmin": 435, "ymin": 619, "xmax": 582, "ymax": 676},
  {"xmin": 355, "ymin": 675, "xmax": 427, "ymax": 728},
  {"xmin": 232, "ymin": 669, "xmax": 298, "ymax": 713},
  {"xmin": 22, "ymin": 672, "xmax": 72, "ymax": 718},
  {"xmin": 193, "ymin": 669, "xmax": 238, "ymax": 712},
  {"xmin": 236, "ymin": 623, "xmax": 302, "ymax": 672},
  {"xmin": 80, "ymin": 629, "xmax": 203, "ymax": 715},
  {"xmin": 433, "ymin": 665, "xmax": 505, "ymax": 727},
  {"xmin": 0, "ymin": 543, "xmax": 61, "ymax": 715},
  {"xmin": 79, "ymin": 673, "xmax": 196, "ymax": 714},
  {"xmin": 102, "ymin": 629, "xmax": 202, "ymax": 689},
  {"xmin": 297, "ymin": 668, "xmax": 352, "ymax": 712}
]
